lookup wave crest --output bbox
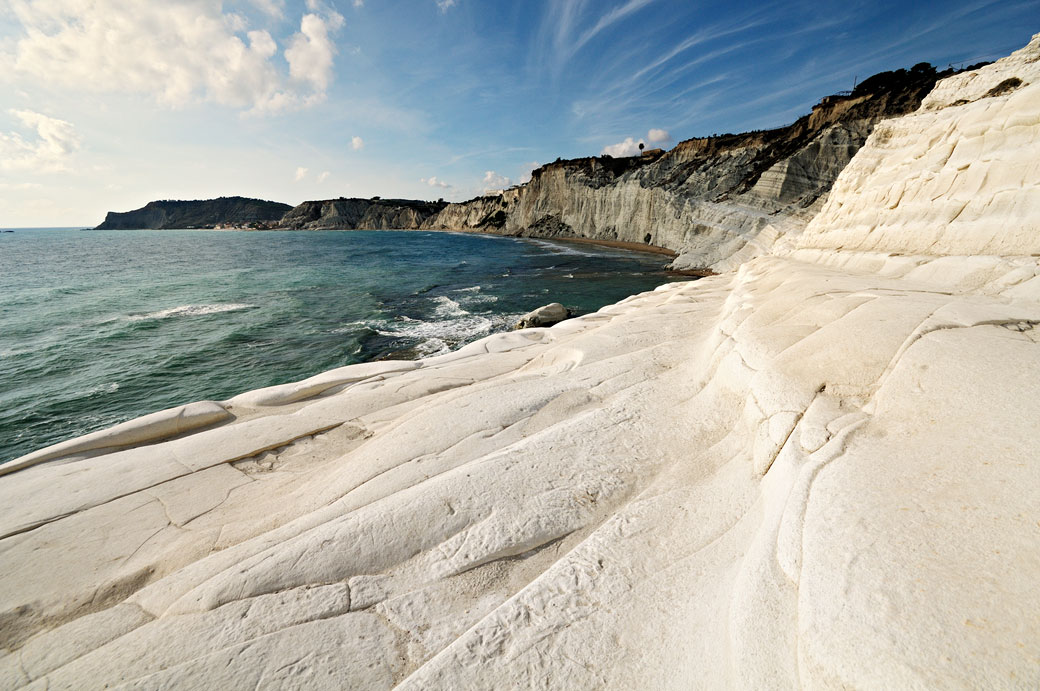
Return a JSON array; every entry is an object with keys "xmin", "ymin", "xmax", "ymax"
[{"xmin": 128, "ymin": 303, "xmax": 255, "ymax": 321}]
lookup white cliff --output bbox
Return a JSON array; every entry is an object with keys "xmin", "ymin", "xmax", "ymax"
[
  {"xmin": 426, "ymin": 67, "xmax": 942, "ymax": 272},
  {"xmin": 2, "ymin": 36, "xmax": 1040, "ymax": 690}
]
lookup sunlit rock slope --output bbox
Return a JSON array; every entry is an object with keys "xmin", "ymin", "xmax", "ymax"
[{"xmin": 2, "ymin": 35, "xmax": 1039, "ymax": 690}]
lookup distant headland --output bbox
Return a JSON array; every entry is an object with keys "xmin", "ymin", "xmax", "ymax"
[{"xmin": 95, "ymin": 197, "xmax": 292, "ymax": 230}]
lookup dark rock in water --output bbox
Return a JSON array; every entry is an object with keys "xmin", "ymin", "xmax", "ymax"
[
  {"xmin": 95, "ymin": 197, "xmax": 292, "ymax": 230},
  {"xmin": 514, "ymin": 303, "xmax": 571, "ymax": 329}
]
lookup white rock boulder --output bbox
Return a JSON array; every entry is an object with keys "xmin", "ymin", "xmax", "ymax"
[{"xmin": 513, "ymin": 302, "xmax": 571, "ymax": 329}]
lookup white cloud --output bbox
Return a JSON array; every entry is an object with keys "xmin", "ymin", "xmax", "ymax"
[
  {"xmin": 436, "ymin": 0, "xmax": 457, "ymax": 12},
  {"xmin": 285, "ymin": 11, "xmax": 344, "ymax": 93},
  {"xmin": 3, "ymin": 0, "xmax": 345, "ymax": 112},
  {"xmin": 250, "ymin": 0, "xmax": 284, "ymax": 18},
  {"xmin": 518, "ymin": 161, "xmax": 540, "ymax": 185},
  {"xmin": 351, "ymin": 136, "xmax": 364, "ymax": 150},
  {"xmin": 421, "ymin": 176, "xmax": 452, "ymax": 189},
  {"xmin": 317, "ymin": 171, "xmax": 330, "ymax": 182},
  {"xmin": 601, "ymin": 137, "xmax": 645, "ymax": 157},
  {"xmin": 295, "ymin": 166, "xmax": 308, "ymax": 181},
  {"xmin": 0, "ymin": 109, "xmax": 81, "ymax": 172},
  {"xmin": 482, "ymin": 170, "xmax": 512, "ymax": 193},
  {"xmin": 353, "ymin": 0, "xmax": 364, "ymax": 6},
  {"xmin": 647, "ymin": 128, "xmax": 671, "ymax": 144}
]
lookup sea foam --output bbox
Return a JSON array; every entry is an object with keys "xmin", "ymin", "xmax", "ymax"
[{"xmin": 128, "ymin": 303, "xmax": 255, "ymax": 321}]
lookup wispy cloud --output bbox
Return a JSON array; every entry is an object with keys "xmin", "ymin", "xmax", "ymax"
[
  {"xmin": 351, "ymin": 136, "xmax": 364, "ymax": 150},
  {"xmin": 618, "ymin": 10, "xmax": 773, "ymax": 95},
  {"xmin": 571, "ymin": 0, "xmax": 655, "ymax": 57},
  {"xmin": 250, "ymin": 0, "xmax": 285, "ymax": 19},
  {"xmin": 535, "ymin": 0, "xmax": 656, "ymax": 79},
  {"xmin": 446, "ymin": 146, "xmax": 535, "ymax": 165},
  {"xmin": 294, "ymin": 166, "xmax": 308, "ymax": 181}
]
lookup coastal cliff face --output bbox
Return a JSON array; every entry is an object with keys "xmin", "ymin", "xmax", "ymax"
[
  {"xmin": 96, "ymin": 197, "xmax": 449, "ymax": 232},
  {"xmin": 95, "ymin": 197, "xmax": 292, "ymax": 230},
  {"xmin": 426, "ymin": 64, "xmax": 951, "ymax": 271},
  {"xmin": 278, "ymin": 198, "xmax": 448, "ymax": 230},
  {"xmin": 3, "ymin": 37, "xmax": 1040, "ymax": 690}
]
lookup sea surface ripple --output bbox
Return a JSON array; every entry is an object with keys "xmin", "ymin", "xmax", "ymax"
[{"xmin": 0, "ymin": 228, "xmax": 686, "ymax": 461}]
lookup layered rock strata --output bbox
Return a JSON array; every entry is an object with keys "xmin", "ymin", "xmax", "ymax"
[
  {"xmin": 425, "ymin": 64, "xmax": 951, "ymax": 271},
  {"xmin": 277, "ymin": 198, "xmax": 448, "ymax": 230},
  {"xmin": 3, "ymin": 36, "xmax": 1040, "ymax": 690}
]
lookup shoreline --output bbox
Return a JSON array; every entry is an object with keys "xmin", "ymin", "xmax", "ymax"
[
  {"xmin": 0, "ymin": 228, "xmax": 681, "ymax": 463},
  {"xmin": 533, "ymin": 235, "xmax": 677, "ymax": 258},
  {"xmin": 88, "ymin": 225, "xmax": 687, "ymax": 265},
  {"xmin": 435, "ymin": 227, "xmax": 679, "ymax": 258}
]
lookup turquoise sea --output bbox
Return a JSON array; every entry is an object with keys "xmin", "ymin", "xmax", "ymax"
[{"xmin": 0, "ymin": 228, "xmax": 688, "ymax": 462}]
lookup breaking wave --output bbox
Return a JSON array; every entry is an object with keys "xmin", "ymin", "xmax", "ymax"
[
  {"xmin": 526, "ymin": 239, "xmax": 616, "ymax": 258},
  {"xmin": 375, "ymin": 310, "xmax": 525, "ymax": 357},
  {"xmin": 128, "ymin": 303, "xmax": 255, "ymax": 321}
]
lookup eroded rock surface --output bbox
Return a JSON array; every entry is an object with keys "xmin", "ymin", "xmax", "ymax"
[
  {"xmin": 278, "ymin": 198, "xmax": 448, "ymax": 230},
  {"xmin": 425, "ymin": 63, "xmax": 948, "ymax": 272},
  {"xmin": 2, "ymin": 33, "xmax": 1040, "ymax": 691}
]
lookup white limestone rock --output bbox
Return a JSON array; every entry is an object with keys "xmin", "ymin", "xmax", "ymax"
[
  {"xmin": 513, "ymin": 302, "xmax": 570, "ymax": 329},
  {"xmin": 2, "ymin": 32, "xmax": 1040, "ymax": 691},
  {"xmin": 0, "ymin": 400, "xmax": 232, "ymax": 475},
  {"xmin": 790, "ymin": 33, "xmax": 1040, "ymax": 264}
]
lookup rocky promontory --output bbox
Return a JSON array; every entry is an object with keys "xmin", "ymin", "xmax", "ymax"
[
  {"xmin": 96, "ymin": 196, "xmax": 450, "ymax": 232},
  {"xmin": 95, "ymin": 197, "xmax": 292, "ymax": 230},
  {"xmin": 276, "ymin": 197, "xmax": 448, "ymax": 230}
]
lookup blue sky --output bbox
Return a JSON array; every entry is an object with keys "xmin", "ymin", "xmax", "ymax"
[{"xmin": 0, "ymin": 0, "xmax": 1036, "ymax": 226}]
